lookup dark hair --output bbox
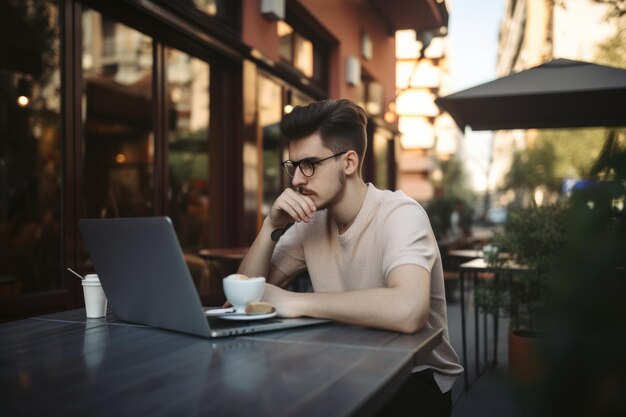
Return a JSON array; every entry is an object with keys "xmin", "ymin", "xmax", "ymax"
[{"xmin": 280, "ymin": 99, "xmax": 368, "ymax": 171}]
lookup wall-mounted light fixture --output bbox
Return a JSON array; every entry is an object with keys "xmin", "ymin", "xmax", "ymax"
[
  {"xmin": 16, "ymin": 77, "xmax": 31, "ymax": 108},
  {"xmin": 261, "ymin": 0, "xmax": 285, "ymax": 22},
  {"xmin": 346, "ymin": 55, "xmax": 361, "ymax": 86}
]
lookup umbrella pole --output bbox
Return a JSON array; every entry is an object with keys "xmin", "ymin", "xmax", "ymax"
[{"xmin": 483, "ymin": 132, "xmax": 494, "ymax": 220}]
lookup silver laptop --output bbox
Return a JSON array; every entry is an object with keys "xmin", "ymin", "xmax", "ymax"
[{"xmin": 79, "ymin": 217, "xmax": 328, "ymax": 338}]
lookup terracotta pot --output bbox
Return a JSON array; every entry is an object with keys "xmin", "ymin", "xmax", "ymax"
[{"xmin": 508, "ymin": 329, "xmax": 541, "ymax": 385}]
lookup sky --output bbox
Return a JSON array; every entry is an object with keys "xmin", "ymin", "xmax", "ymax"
[{"xmin": 446, "ymin": 0, "xmax": 505, "ymax": 193}]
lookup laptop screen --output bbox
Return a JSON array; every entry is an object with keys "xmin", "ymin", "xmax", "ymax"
[{"xmin": 80, "ymin": 217, "xmax": 212, "ymax": 337}]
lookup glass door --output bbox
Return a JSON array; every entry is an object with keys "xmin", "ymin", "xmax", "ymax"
[
  {"xmin": 0, "ymin": 0, "xmax": 62, "ymax": 309},
  {"xmin": 165, "ymin": 48, "xmax": 214, "ymax": 298}
]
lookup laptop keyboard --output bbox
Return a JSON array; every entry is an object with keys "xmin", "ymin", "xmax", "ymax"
[{"xmin": 207, "ymin": 317, "xmax": 283, "ymax": 330}]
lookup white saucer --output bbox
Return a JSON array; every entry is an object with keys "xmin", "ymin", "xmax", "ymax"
[{"xmin": 217, "ymin": 311, "xmax": 277, "ymax": 321}]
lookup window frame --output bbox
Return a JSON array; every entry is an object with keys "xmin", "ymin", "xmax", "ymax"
[{"xmin": 0, "ymin": 0, "xmax": 244, "ymax": 320}]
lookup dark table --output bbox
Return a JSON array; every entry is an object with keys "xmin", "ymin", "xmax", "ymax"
[
  {"xmin": 448, "ymin": 249, "xmax": 483, "ymax": 259},
  {"xmin": 1, "ymin": 309, "xmax": 443, "ymax": 417}
]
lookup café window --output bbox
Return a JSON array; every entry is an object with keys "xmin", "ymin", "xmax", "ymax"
[
  {"xmin": 259, "ymin": 74, "xmax": 284, "ymax": 219},
  {"xmin": 165, "ymin": 48, "xmax": 211, "ymax": 252},
  {"xmin": 373, "ymin": 129, "xmax": 394, "ymax": 190},
  {"xmin": 357, "ymin": 72, "xmax": 385, "ymax": 117},
  {"xmin": 165, "ymin": 48, "xmax": 213, "ymax": 298},
  {"xmin": 278, "ymin": 21, "xmax": 314, "ymax": 78},
  {"xmin": 194, "ymin": 0, "xmax": 220, "ymax": 16},
  {"xmin": 0, "ymin": 0, "xmax": 62, "ymax": 297},
  {"xmin": 81, "ymin": 9, "xmax": 154, "ymax": 218},
  {"xmin": 180, "ymin": 0, "xmax": 239, "ymax": 26},
  {"xmin": 258, "ymin": 74, "xmax": 314, "ymax": 219}
]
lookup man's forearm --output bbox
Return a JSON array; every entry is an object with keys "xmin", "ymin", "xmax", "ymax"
[
  {"xmin": 260, "ymin": 265, "xmax": 430, "ymax": 333},
  {"xmin": 262, "ymin": 265, "xmax": 430, "ymax": 333},
  {"xmin": 237, "ymin": 218, "xmax": 276, "ymax": 279},
  {"xmin": 288, "ymin": 287, "xmax": 428, "ymax": 334}
]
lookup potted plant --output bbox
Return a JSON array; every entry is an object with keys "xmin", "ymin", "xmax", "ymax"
[
  {"xmin": 536, "ymin": 131, "xmax": 626, "ymax": 415},
  {"xmin": 477, "ymin": 203, "xmax": 568, "ymax": 384}
]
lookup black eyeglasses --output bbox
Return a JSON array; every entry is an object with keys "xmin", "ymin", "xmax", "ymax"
[{"xmin": 281, "ymin": 151, "xmax": 347, "ymax": 178}]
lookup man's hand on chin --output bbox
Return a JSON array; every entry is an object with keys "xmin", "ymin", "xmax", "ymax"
[{"xmin": 262, "ymin": 284, "xmax": 303, "ymax": 318}]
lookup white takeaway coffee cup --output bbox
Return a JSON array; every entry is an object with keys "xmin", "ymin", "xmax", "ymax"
[
  {"xmin": 223, "ymin": 274, "xmax": 265, "ymax": 313},
  {"xmin": 82, "ymin": 274, "xmax": 108, "ymax": 318}
]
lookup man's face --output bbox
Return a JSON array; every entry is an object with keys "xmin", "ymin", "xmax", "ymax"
[{"xmin": 287, "ymin": 132, "xmax": 346, "ymax": 210}]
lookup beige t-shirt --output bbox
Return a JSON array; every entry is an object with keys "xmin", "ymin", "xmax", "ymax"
[{"xmin": 271, "ymin": 184, "xmax": 463, "ymax": 393}]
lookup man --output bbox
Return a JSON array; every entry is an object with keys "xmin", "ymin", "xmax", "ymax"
[
  {"xmin": 238, "ymin": 99, "xmax": 462, "ymax": 416},
  {"xmin": 449, "ymin": 198, "xmax": 469, "ymax": 246}
]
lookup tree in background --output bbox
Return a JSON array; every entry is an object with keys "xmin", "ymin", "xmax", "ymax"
[
  {"xmin": 536, "ymin": 128, "xmax": 606, "ymax": 179},
  {"xmin": 590, "ymin": 0, "xmax": 626, "ymax": 20},
  {"xmin": 595, "ymin": 21, "xmax": 626, "ymax": 66},
  {"xmin": 504, "ymin": 140, "xmax": 561, "ymax": 207}
]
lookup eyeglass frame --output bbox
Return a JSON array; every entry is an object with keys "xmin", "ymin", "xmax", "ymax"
[{"xmin": 281, "ymin": 151, "xmax": 348, "ymax": 178}]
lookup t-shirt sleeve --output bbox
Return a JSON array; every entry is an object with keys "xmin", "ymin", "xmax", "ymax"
[
  {"xmin": 270, "ymin": 224, "xmax": 307, "ymax": 277},
  {"xmin": 382, "ymin": 202, "xmax": 438, "ymax": 279}
]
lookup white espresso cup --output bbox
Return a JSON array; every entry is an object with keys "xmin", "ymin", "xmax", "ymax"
[
  {"xmin": 223, "ymin": 274, "xmax": 265, "ymax": 313},
  {"xmin": 82, "ymin": 274, "xmax": 108, "ymax": 318}
]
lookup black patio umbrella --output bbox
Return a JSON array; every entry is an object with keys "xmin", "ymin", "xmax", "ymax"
[{"xmin": 435, "ymin": 58, "xmax": 626, "ymax": 131}]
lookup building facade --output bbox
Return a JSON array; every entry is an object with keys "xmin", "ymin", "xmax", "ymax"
[
  {"xmin": 491, "ymin": 0, "xmax": 617, "ymax": 208},
  {"xmin": 0, "ymin": 0, "xmax": 448, "ymax": 320},
  {"xmin": 394, "ymin": 17, "xmax": 456, "ymax": 203}
]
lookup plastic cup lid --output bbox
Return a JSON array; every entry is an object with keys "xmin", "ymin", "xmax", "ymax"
[{"xmin": 82, "ymin": 274, "xmax": 101, "ymax": 285}]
